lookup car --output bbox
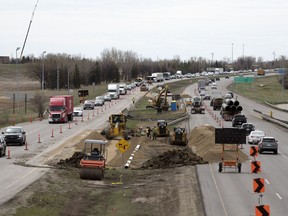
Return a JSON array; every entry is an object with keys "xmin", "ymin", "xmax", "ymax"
[
  {"xmin": 216, "ymin": 77, "xmax": 220, "ymax": 81},
  {"xmin": 103, "ymin": 94, "xmax": 112, "ymax": 102},
  {"xmin": 0, "ymin": 136, "xmax": 6, "ymax": 157},
  {"xmin": 258, "ymin": 137, "xmax": 278, "ymax": 154},
  {"xmin": 224, "ymin": 93, "xmax": 232, "ymax": 99},
  {"xmin": 203, "ymin": 95, "xmax": 211, "ymax": 100},
  {"xmin": 2, "ymin": 126, "xmax": 26, "ymax": 146},
  {"xmin": 95, "ymin": 96, "xmax": 105, "ymax": 105},
  {"xmin": 140, "ymin": 84, "xmax": 149, "ymax": 91},
  {"xmin": 232, "ymin": 114, "xmax": 247, "ymax": 127},
  {"xmin": 211, "ymin": 83, "xmax": 217, "ymax": 89},
  {"xmin": 83, "ymin": 100, "xmax": 95, "ymax": 110},
  {"xmin": 225, "ymin": 76, "xmax": 229, "ymax": 79},
  {"xmin": 199, "ymin": 90, "xmax": 206, "ymax": 97},
  {"xmin": 248, "ymin": 130, "xmax": 266, "ymax": 144},
  {"xmin": 73, "ymin": 107, "xmax": 83, "ymax": 117},
  {"xmin": 95, "ymin": 99, "xmax": 104, "ymax": 106},
  {"xmin": 240, "ymin": 123, "xmax": 255, "ymax": 135}
]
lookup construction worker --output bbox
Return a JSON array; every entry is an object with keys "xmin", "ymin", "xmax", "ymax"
[
  {"xmin": 132, "ymin": 97, "xmax": 135, "ymax": 104},
  {"xmin": 152, "ymin": 126, "xmax": 157, "ymax": 140},
  {"xmin": 146, "ymin": 127, "xmax": 151, "ymax": 138}
]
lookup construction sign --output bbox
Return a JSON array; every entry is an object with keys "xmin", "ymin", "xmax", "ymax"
[
  {"xmin": 255, "ymin": 205, "xmax": 270, "ymax": 216},
  {"xmin": 253, "ymin": 178, "xmax": 265, "ymax": 193},
  {"xmin": 116, "ymin": 138, "xmax": 130, "ymax": 153},
  {"xmin": 250, "ymin": 146, "xmax": 258, "ymax": 157},
  {"xmin": 251, "ymin": 161, "xmax": 261, "ymax": 173}
]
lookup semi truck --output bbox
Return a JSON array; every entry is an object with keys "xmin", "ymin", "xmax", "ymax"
[
  {"xmin": 108, "ymin": 83, "xmax": 120, "ymax": 99},
  {"xmin": 151, "ymin": 72, "xmax": 164, "ymax": 82},
  {"xmin": 48, "ymin": 95, "xmax": 74, "ymax": 123},
  {"xmin": 198, "ymin": 79, "xmax": 206, "ymax": 92}
]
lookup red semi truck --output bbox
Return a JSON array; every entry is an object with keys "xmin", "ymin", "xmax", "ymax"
[{"xmin": 48, "ymin": 95, "xmax": 74, "ymax": 123}]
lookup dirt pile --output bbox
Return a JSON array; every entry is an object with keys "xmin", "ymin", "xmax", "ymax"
[
  {"xmin": 56, "ymin": 152, "xmax": 85, "ymax": 168},
  {"xmin": 140, "ymin": 147, "xmax": 207, "ymax": 169}
]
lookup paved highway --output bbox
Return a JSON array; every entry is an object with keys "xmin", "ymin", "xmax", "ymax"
[
  {"xmin": 191, "ymin": 77, "xmax": 288, "ymax": 216},
  {"xmin": 0, "ymin": 86, "xmax": 146, "ymax": 206}
]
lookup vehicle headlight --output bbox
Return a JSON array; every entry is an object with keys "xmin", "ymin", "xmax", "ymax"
[{"xmin": 18, "ymin": 135, "xmax": 23, "ymax": 138}]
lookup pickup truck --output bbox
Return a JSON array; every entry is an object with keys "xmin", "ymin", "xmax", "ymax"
[{"xmin": 232, "ymin": 114, "xmax": 247, "ymax": 127}]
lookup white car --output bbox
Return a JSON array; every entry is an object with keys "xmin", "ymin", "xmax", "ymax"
[
  {"xmin": 211, "ymin": 83, "xmax": 217, "ymax": 89},
  {"xmin": 95, "ymin": 96, "xmax": 105, "ymax": 105},
  {"xmin": 248, "ymin": 130, "xmax": 266, "ymax": 144},
  {"xmin": 73, "ymin": 107, "xmax": 83, "ymax": 117}
]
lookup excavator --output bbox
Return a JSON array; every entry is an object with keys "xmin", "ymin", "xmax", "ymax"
[
  {"xmin": 169, "ymin": 127, "xmax": 188, "ymax": 146},
  {"xmin": 79, "ymin": 139, "xmax": 108, "ymax": 180},
  {"xmin": 103, "ymin": 114, "xmax": 127, "ymax": 140},
  {"xmin": 146, "ymin": 84, "xmax": 170, "ymax": 112}
]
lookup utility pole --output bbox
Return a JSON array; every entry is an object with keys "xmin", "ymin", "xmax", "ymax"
[
  {"xmin": 16, "ymin": 47, "xmax": 21, "ymax": 113},
  {"xmin": 231, "ymin": 43, "xmax": 234, "ymax": 64},
  {"xmin": 211, "ymin": 52, "xmax": 214, "ymax": 67}
]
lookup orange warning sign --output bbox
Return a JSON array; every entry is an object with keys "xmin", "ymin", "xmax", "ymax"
[
  {"xmin": 255, "ymin": 205, "xmax": 270, "ymax": 216},
  {"xmin": 253, "ymin": 178, "xmax": 265, "ymax": 193},
  {"xmin": 250, "ymin": 146, "xmax": 258, "ymax": 157},
  {"xmin": 251, "ymin": 161, "xmax": 261, "ymax": 173}
]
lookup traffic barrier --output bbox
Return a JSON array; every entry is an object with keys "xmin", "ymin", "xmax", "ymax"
[
  {"xmin": 59, "ymin": 125, "xmax": 63, "ymax": 133},
  {"xmin": 24, "ymin": 142, "xmax": 28, "ymax": 150},
  {"xmin": 38, "ymin": 132, "xmax": 41, "ymax": 143},
  {"xmin": 51, "ymin": 128, "xmax": 54, "ymax": 137},
  {"xmin": 7, "ymin": 147, "xmax": 11, "ymax": 159}
]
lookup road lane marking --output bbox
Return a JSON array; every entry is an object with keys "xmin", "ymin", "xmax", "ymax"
[
  {"xmin": 276, "ymin": 193, "xmax": 283, "ymax": 200},
  {"xmin": 265, "ymin": 179, "xmax": 270, "ymax": 184},
  {"xmin": 279, "ymin": 151, "xmax": 288, "ymax": 160},
  {"xmin": 0, "ymin": 168, "xmax": 37, "ymax": 192},
  {"xmin": 209, "ymin": 164, "xmax": 228, "ymax": 216}
]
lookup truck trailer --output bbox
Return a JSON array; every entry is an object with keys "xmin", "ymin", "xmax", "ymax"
[
  {"xmin": 108, "ymin": 84, "xmax": 120, "ymax": 99},
  {"xmin": 48, "ymin": 95, "xmax": 74, "ymax": 123}
]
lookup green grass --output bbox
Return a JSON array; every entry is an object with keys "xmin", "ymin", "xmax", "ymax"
[{"xmin": 228, "ymin": 75, "xmax": 288, "ymax": 104}]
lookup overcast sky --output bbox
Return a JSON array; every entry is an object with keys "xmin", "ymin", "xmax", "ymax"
[{"xmin": 1, "ymin": 0, "xmax": 287, "ymax": 61}]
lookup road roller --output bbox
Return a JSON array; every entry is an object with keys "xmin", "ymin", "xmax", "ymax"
[{"xmin": 79, "ymin": 139, "xmax": 108, "ymax": 180}]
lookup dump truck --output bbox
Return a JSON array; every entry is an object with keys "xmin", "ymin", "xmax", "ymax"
[
  {"xmin": 220, "ymin": 99, "xmax": 243, "ymax": 121},
  {"xmin": 48, "ymin": 95, "xmax": 73, "ymax": 123},
  {"xmin": 79, "ymin": 139, "xmax": 107, "ymax": 180},
  {"xmin": 103, "ymin": 114, "xmax": 127, "ymax": 140},
  {"xmin": 156, "ymin": 120, "xmax": 170, "ymax": 137},
  {"xmin": 169, "ymin": 127, "xmax": 188, "ymax": 146},
  {"xmin": 212, "ymin": 97, "xmax": 223, "ymax": 111},
  {"xmin": 191, "ymin": 96, "xmax": 205, "ymax": 114},
  {"xmin": 197, "ymin": 79, "xmax": 206, "ymax": 92}
]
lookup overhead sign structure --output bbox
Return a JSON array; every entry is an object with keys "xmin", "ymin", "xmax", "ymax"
[
  {"xmin": 115, "ymin": 138, "xmax": 130, "ymax": 153},
  {"xmin": 234, "ymin": 76, "xmax": 254, "ymax": 83}
]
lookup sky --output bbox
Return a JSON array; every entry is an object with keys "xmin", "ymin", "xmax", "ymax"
[{"xmin": 1, "ymin": 0, "xmax": 287, "ymax": 61}]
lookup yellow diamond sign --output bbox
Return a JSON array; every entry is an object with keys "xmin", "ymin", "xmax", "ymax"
[{"xmin": 115, "ymin": 138, "xmax": 130, "ymax": 153}]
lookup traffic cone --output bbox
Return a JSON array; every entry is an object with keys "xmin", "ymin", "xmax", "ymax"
[
  {"xmin": 51, "ymin": 128, "xmax": 54, "ymax": 137},
  {"xmin": 7, "ymin": 147, "xmax": 11, "ymax": 159},
  {"xmin": 60, "ymin": 125, "xmax": 63, "ymax": 133},
  {"xmin": 24, "ymin": 142, "xmax": 28, "ymax": 150},
  {"xmin": 68, "ymin": 123, "xmax": 71, "ymax": 129},
  {"xmin": 38, "ymin": 132, "xmax": 41, "ymax": 143}
]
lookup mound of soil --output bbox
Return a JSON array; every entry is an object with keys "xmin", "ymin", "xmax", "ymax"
[
  {"xmin": 140, "ymin": 147, "xmax": 207, "ymax": 169},
  {"xmin": 56, "ymin": 152, "xmax": 85, "ymax": 168}
]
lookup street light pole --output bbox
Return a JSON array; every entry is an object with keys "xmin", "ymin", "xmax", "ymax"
[
  {"xmin": 211, "ymin": 52, "xmax": 214, "ymax": 66},
  {"xmin": 16, "ymin": 47, "xmax": 21, "ymax": 113},
  {"xmin": 231, "ymin": 43, "xmax": 234, "ymax": 64},
  {"xmin": 41, "ymin": 51, "xmax": 46, "ymax": 91}
]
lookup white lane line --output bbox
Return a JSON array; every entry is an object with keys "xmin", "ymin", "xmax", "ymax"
[
  {"xmin": 209, "ymin": 164, "xmax": 228, "ymax": 216},
  {"xmin": 279, "ymin": 151, "xmax": 288, "ymax": 160},
  {"xmin": 0, "ymin": 168, "xmax": 37, "ymax": 192},
  {"xmin": 276, "ymin": 193, "xmax": 283, "ymax": 200},
  {"xmin": 265, "ymin": 179, "xmax": 270, "ymax": 185}
]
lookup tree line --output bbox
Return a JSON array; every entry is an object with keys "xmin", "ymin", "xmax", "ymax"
[{"xmin": 17, "ymin": 47, "xmax": 288, "ymax": 90}]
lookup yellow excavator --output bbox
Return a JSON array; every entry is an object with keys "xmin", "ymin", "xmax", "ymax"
[
  {"xmin": 147, "ymin": 84, "xmax": 170, "ymax": 111},
  {"xmin": 103, "ymin": 114, "xmax": 127, "ymax": 140},
  {"xmin": 79, "ymin": 139, "xmax": 108, "ymax": 180}
]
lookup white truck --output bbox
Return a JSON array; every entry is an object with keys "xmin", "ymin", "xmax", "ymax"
[
  {"xmin": 176, "ymin": 71, "xmax": 182, "ymax": 78},
  {"xmin": 119, "ymin": 83, "xmax": 127, "ymax": 95},
  {"xmin": 108, "ymin": 83, "xmax": 119, "ymax": 99},
  {"xmin": 151, "ymin": 72, "xmax": 164, "ymax": 82},
  {"xmin": 198, "ymin": 79, "xmax": 206, "ymax": 92}
]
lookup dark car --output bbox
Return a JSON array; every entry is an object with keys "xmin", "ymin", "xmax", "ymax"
[
  {"xmin": 2, "ymin": 126, "xmax": 26, "ymax": 146},
  {"xmin": 232, "ymin": 114, "xmax": 247, "ymax": 127},
  {"xmin": 259, "ymin": 137, "xmax": 278, "ymax": 154},
  {"xmin": 0, "ymin": 136, "xmax": 6, "ymax": 157},
  {"xmin": 203, "ymin": 95, "xmax": 211, "ymax": 100},
  {"xmin": 240, "ymin": 123, "xmax": 255, "ymax": 135}
]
